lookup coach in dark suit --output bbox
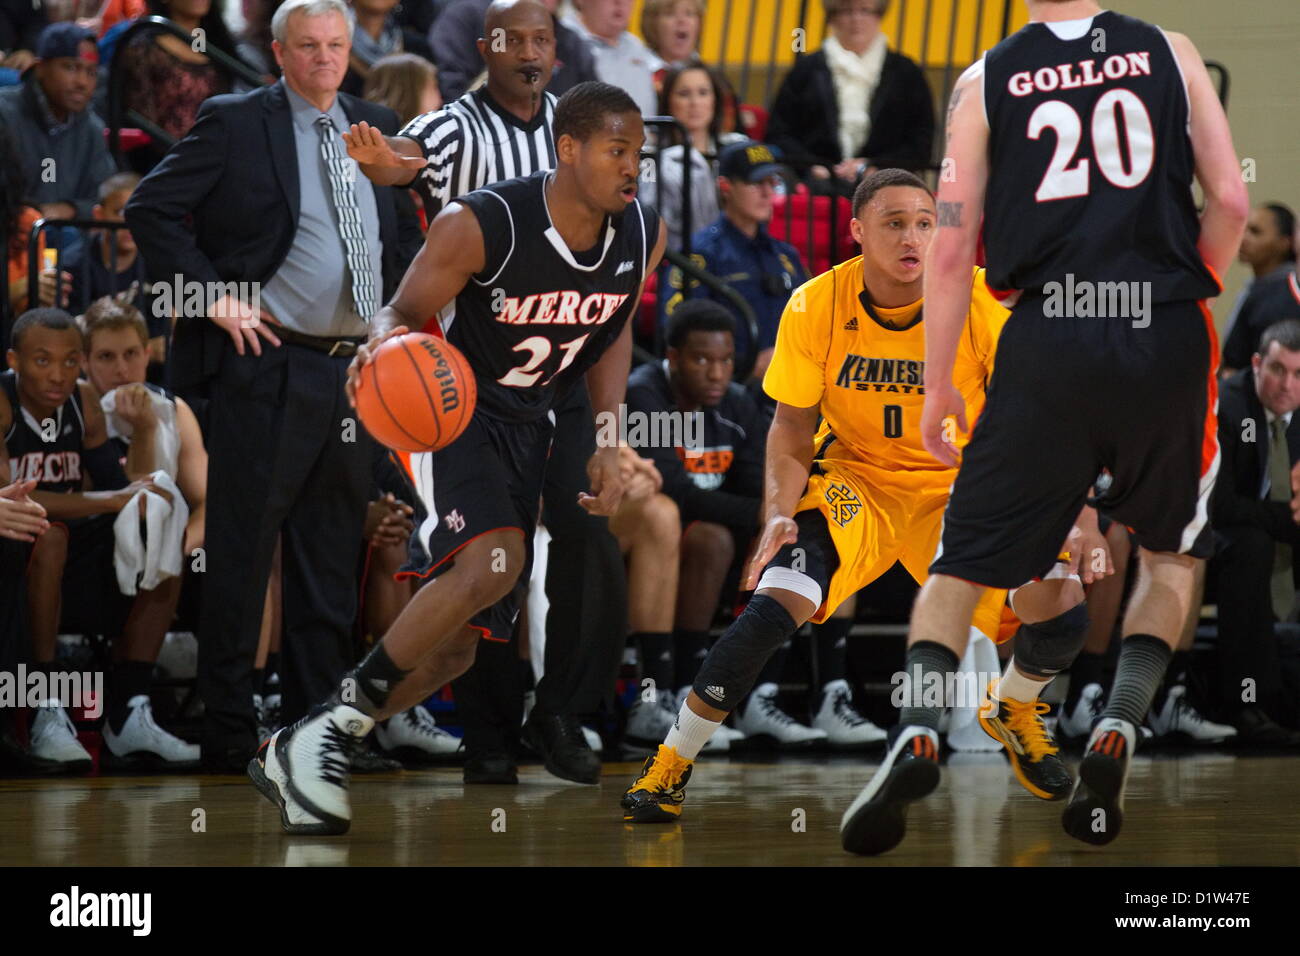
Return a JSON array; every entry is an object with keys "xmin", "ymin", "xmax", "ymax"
[
  {"xmin": 1209, "ymin": 319, "xmax": 1300, "ymax": 746},
  {"xmin": 765, "ymin": 0, "xmax": 933, "ymax": 183},
  {"xmin": 127, "ymin": 0, "xmax": 417, "ymax": 771}
]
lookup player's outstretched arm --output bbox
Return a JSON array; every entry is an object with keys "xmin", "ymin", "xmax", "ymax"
[
  {"xmin": 743, "ymin": 401, "xmax": 820, "ymax": 590},
  {"xmin": 342, "ymin": 121, "xmax": 426, "ymax": 187},
  {"xmin": 1166, "ymin": 32, "xmax": 1250, "ymax": 283},
  {"xmin": 347, "ymin": 203, "xmax": 486, "ymax": 407},
  {"xmin": 923, "ymin": 62, "xmax": 988, "ymax": 467}
]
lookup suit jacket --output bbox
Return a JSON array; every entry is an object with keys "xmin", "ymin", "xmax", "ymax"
[
  {"xmin": 1213, "ymin": 368, "xmax": 1300, "ymax": 544},
  {"xmin": 765, "ymin": 48, "xmax": 935, "ymax": 172},
  {"xmin": 125, "ymin": 82, "xmax": 421, "ymax": 390}
]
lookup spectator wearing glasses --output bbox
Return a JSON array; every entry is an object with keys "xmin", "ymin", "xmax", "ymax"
[
  {"xmin": 663, "ymin": 140, "xmax": 807, "ymax": 385},
  {"xmin": 765, "ymin": 0, "xmax": 933, "ymax": 189}
]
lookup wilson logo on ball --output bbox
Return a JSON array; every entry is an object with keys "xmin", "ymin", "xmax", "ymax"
[{"xmin": 356, "ymin": 333, "xmax": 477, "ymax": 452}]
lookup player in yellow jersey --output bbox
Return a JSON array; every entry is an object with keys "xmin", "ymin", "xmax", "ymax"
[{"xmin": 621, "ymin": 169, "xmax": 1107, "ymax": 824}]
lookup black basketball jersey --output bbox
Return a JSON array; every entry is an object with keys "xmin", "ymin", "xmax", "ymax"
[
  {"xmin": 982, "ymin": 11, "xmax": 1219, "ymax": 303},
  {"xmin": 1, "ymin": 370, "xmax": 85, "ymax": 494},
  {"xmin": 448, "ymin": 171, "xmax": 659, "ymax": 423}
]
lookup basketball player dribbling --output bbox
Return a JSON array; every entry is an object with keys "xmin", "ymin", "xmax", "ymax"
[
  {"xmin": 839, "ymin": 0, "xmax": 1249, "ymax": 855},
  {"xmin": 249, "ymin": 81, "xmax": 666, "ymax": 835}
]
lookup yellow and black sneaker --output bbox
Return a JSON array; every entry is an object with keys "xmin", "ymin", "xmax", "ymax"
[
  {"xmin": 621, "ymin": 745, "xmax": 693, "ymax": 823},
  {"xmin": 979, "ymin": 680, "xmax": 1073, "ymax": 801}
]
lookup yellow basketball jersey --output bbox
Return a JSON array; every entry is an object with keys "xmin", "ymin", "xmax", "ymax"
[{"xmin": 763, "ymin": 260, "xmax": 1009, "ymax": 489}]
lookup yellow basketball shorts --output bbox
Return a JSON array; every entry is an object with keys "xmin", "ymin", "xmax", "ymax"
[{"xmin": 757, "ymin": 459, "xmax": 1008, "ymax": 641}]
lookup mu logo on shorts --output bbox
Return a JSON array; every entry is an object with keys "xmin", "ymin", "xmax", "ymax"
[{"xmin": 824, "ymin": 482, "xmax": 862, "ymax": 527}]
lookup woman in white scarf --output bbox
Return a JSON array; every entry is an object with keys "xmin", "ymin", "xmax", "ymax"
[{"xmin": 821, "ymin": 0, "xmax": 889, "ymax": 183}]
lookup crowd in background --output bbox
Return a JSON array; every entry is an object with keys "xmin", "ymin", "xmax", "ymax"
[{"xmin": 1, "ymin": 0, "xmax": 1299, "ymax": 780}]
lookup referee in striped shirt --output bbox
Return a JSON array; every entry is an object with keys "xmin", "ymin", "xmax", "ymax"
[{"xmin": 344, "ymin": 0, "xmax": 631, "ymax": 785}]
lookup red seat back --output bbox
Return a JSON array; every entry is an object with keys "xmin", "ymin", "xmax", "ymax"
[{"xmin": 770, "ymin": 185, "xmax": 855, "ymax": 276}]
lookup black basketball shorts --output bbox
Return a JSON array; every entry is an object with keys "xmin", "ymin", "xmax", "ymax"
[
  {"xmin": 931, "ymin": 297, "xmax": 1219, "ymax": 588},
  {"xmin": 399, "ymin": 411, "xmax": 555, "ymax": 641}
]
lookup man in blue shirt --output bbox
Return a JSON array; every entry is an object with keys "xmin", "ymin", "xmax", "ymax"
[{"xmin": 663, "ymin": 140, "xmax": 807, "ymax": 383}]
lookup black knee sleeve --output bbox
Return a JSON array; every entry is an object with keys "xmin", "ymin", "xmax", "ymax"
[
  {"xmin": 693, "ymin": 594, "xmax": 797, "ymax": 711},
  {"xmin": 1013, "ymin": 602, "xmax": 1090, "ymax": 678}
]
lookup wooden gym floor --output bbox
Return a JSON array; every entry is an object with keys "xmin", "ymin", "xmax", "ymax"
[{"xmin": 2, "ymin": 752, "xmax": 1297, "ymax": 866}]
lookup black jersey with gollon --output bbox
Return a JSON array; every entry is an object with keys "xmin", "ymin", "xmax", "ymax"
[
  {"xmin": 1, "ymin": 370, "xmax": 86, "ymax": 495},
  {"xmin": 444, "ymin": 170, "xmax": 658, "ymax": 424},
  {"xmin": 981, "ymin": 10, "xmax": 1220, "ymax": 304}
]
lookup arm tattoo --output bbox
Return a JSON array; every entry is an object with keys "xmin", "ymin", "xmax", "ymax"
[
  {"xmin": 938, "ymin": 201, "xmax": 964, "ymax": 228},
  {"xmin": 944, "ymin": 85, "xmax": 965, "ymax": 141}
]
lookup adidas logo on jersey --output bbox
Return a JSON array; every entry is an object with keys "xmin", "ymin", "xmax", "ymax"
[
  {"xmin": 615, "ymin": 260, "xmax": 635, "ymax": 276},
  {"xmin": 844, "ymin": 317, "xmax": 858, "ymax": 331},
  {"xmin": 703, "ymin": 685, "xmax": 725, "ymax": 702}
]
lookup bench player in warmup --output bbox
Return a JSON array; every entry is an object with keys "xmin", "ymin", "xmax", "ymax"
[
  {"xmin": 249, "ymin": 81, "xmax": 666, "ymax": 835},
  {"xmin": 622, "ymin": 169, "xmax": 1116, "ymax": 823},
  {"xmin": 840, "ymin": 0, "xmax": 1248, "ymax": 854}
]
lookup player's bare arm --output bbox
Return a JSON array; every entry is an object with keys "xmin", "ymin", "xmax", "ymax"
[
  {"xmin": 923, "ymin": 62, "xmax": 987, "ymax": 466},
  {"xmin": 743, "ymin": 400, "xmax": 820, "ymax": 590},
  {"xmin": 342, "ymin": 121, "xmax": 426, "ymax": 187},
  {"xmin": 579, "ymin": 219, "xmax": 667, "ymax": 516},
  {"xmin": 1166, "ymin": 31, "xmax": 1250, "ymax": 282},
  {"xmin": 175, "ymin": 396, "xmax": 208, "ymax": 554},
  {"xmin": 346, "ymin": 202, "xmax": 487, "ymax": 407},
  {"xmin": 99, "ymin": 381, "xmax": 159, "ymax": 482},
  {"xmin": 0, "ymin": 394, "xmax": 46, "ymax": 541}
]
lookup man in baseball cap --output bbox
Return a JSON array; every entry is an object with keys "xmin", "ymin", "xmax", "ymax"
[
  {"xmin": 664, "ymin": 139, "xmax": 807, "ymax": 384},
  {"xmin": 0, "ymin": 22, "xmax": 115, "ymax": 223}
]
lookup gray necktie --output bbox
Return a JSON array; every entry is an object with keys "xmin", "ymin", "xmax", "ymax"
[
  {"xmin": 1268, "ymin": 418, "xmax": 1294, "ymax": 620},
  {"xmin": 315, "ymin": 114, "xmax": 376, "ymax": 322}
]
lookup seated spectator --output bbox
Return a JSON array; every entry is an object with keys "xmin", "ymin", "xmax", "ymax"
[
  {"xmin": 1222, "ymin": 201, "xmax": 1294, "ymax": 374},
  {"xmin": 563, "ymin": 0, "xmax": 655, "ymax": 117},
  {"xmin": 363, "ymin": 50, "xmax": 439, "ymax": 124},
  {"xmin": 1222, "ymin": 253, "xmax": 1300, "ymax": 375},
  {"xmin": 1, "ymin": 0, "xmax": 48, "ymax": 75},
  {"xmin": 663, "ymin": 140, "xmax": 808, "ymax": 383},
  {"xmin": 392, "ymin": 0, "xmax": 435, "ymax": 60},
  {"xmin": 236, "ymin": 0, "xmax": 281, "ymax": 82},
  {"xmin": 766, "ymin": 0, "xmax": 933, "ymax": 187},
  {"xmin": 2, "ymin": 308, "xmax": 194, "ymax": 771},
  {"xmin": 431, "ymin": 0, "xmax": 595, "ymax": 103},
  {"xmin": 342, "ymin": 0, "xmax": 402, "ymax": 97},
  {"xmin": 2, "ymin": 126, "xmax": 73, "ymax": 316},
  {"xmin": 1209, "ymin": 319, "xmax": 1300, "ymax": 746},
  {"xmin": 0, "ymin": 23, "xmax": 117, "ymax": 226},
  {"xmin": 117, "ymin": 0, "xmax": 245, "ymax": 167},
  {"xmin": 621, "ymin": 302, "xmax": 756, "ymax": 751},
  {"xmin": 64, "ymin": 173, "xmax": 168, "ymax": 380},
  {"xmin": 640, "ymin": 0, "xmax": 700, "ymax": 80},
  {"xmin": 639, "ymin": 63, "xmax": 744, "ymax": 252},
  {"xmin": 91, "ymin": 0, "xmax": 149, "ymax": 38}
]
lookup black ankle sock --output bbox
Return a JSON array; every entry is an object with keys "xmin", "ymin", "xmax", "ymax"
[
  {"xmin": 672, "ymin": 629, "xmax": 709, "ymax": 690},
  {"xmin": 1066, "ymin": 651, "xmax": 1106, "ymax": 710},
  {"xmin": 1104, "ymin": 634, "xmax": 1172, "ymax": 728},
  {"xmin": 1152, "ymin": 650, "xmax": 1190, "ymax": 712},
  {"xmin": 814, "ymin": 617, "xmax": 851, "ymax": 687},
  {"xmin": 635, "ymin": 632, "xmax": 674, "ymax": 696},
  {"xmin": 898, "ymin": 641, "xmax": 960, "ymax": 731},
  {"xmin": 346, "ymin": 643, "xmax": 412, "ymax": 716},
  {"xmin": 108, "ymin": 661, "xmax": 154, "ymax": 734},
  {"xmin": 252, "ymin": 668, "xmax": 265, "ymax": 697},
  {"xmin": 264, "ymin": 653, "xmax": 281, "ymax": 682}
]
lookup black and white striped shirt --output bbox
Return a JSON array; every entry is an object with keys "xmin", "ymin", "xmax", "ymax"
[{"xmin": 399, "ymin": 87, "xmax": 558, "ymax": 218}]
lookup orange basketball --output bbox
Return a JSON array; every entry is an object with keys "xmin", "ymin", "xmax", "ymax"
[{"xmin": 355, "ymin": 333, "xmax": 477, "ymax": 452}]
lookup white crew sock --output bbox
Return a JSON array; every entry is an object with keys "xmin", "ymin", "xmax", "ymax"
[
  {"xmin": 995, "ymin": 661, "xmax": 1051, "ymax": 703},
  {"xmin": 664, "ymin": 698, "xmax": 722, "ymax": 760}
]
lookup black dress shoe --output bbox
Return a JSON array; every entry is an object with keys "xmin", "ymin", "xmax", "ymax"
[
  {"xmin": 1231, "ymin": 707, "xmax": 1300, "ymax": 748},
  {"xmin": 463, "ymin": 750, "xmax": 518, "ymax": 784},
  {"xmin": 522, "ymin": 713, "xmax": 601, "ymax": 784},
  {"xmin": 351, "ymin": 745, "xmax": 403, "ymax": 774}
]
